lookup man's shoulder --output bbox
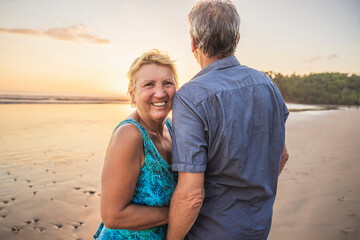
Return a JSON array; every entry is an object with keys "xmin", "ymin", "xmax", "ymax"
[
  {"xmin": 235, "ymin": 64, "xmax": 271, "ymax": 82},
  {"xmin": 175, "ymin": 76, "xmax": 214, "ymax": 107},
  {"xmin": 176, "ymin": 64, "xmax": 272, "ymax": 104}
]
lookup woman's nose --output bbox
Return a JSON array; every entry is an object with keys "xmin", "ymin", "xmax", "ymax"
[{"xmin": 154, "ymin": 85, "xmax": 166, "ymax": 97}]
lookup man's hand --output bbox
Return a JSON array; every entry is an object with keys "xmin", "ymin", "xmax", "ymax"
[{"xmin": 279, "ymin": 143, "xmax": 289, "ymax": 175}]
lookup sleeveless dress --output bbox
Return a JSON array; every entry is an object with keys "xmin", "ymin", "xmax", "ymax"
[{"xmin": 94, "ymin": 118, "xmax": 177, "ymax": 240}]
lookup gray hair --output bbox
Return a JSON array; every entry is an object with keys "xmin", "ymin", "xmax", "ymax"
[{"xmin": 189, "ymin": 0, "xmax": 240, "ymax": 58}]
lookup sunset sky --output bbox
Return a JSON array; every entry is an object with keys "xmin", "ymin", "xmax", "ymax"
[{"xmin": 0, "ymin": 0, "xmax": 359, "ymax": 97}]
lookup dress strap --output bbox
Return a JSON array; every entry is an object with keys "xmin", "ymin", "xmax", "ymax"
[{"xmin": 165, "ymin": 118, "xmax": 173, "ymax": 138}]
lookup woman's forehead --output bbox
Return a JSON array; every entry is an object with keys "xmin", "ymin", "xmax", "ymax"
[{"xmin": 136, "ymin": 64, "xmax": 174, "ymax": 82}]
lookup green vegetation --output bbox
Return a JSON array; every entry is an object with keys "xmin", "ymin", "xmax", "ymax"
[{"xmin": 265, "ymin": 72, "xmax": 360, "ymax": 105}]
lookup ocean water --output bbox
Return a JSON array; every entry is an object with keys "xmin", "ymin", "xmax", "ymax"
[{"xmin": 0, "ymin": 93, "xmax": 128, "ymax": 104}]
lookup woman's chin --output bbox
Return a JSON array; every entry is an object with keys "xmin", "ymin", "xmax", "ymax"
[{"xmin": 150, "ymin": 111, "xmax": 170, "ymax": 122}]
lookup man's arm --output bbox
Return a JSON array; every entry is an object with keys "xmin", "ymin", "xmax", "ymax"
[
  {"xmin": 279, "ymin": 143, "xmax": 289, "ymax": 175},
  {"xmin": 167, "ymin": 172, "xmax": 205, "ymax": 240}
]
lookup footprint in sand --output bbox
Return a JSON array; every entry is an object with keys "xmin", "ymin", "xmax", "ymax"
[
  {"xmin": 347, "ymin": 211, "xmax": 357, "ymax": 218},
  {"xmin": 74, "ymin": 187, "xmax": 81, "ymax": 190},
  {"xmin": 11, "ymin": 198, "xmax": 15, "ymax": 201},
  {"xmin": 28, "ymin": 185, "xmax": 33, "ymax": 188},
  {"xmin": 72, "ymin": 221, "xmax": 84, "ymax": 229},
  {"xmin": 338, "ymin": 196, "xmax": 349, "ymax": 201},
  {"xmin": 2, "ymin": 200, "xmax": 9, "ymax": 204},
  {"xmin": 0, "ymin": 207, "xmax": 4, "ymax": 211},
  {"xmin": 11, "ymin": 226, "xmax": 21, "ymax": 232},
  {"xmin": 53, "ymin": 181, "xmax": 56, "ymax": 184},
  {"xmin": 84, "ymin": 190, "xmax": 96, "ymax": 195},
  {"xmin": 6, "ymin": 172, "xmax": 10, "ymax": 175},
  {"xmin": 26, "ymin": 180, "xmax": 31, "ymax": 183},
  {"xmin": 54, "ymin": 223, "xmax": 63, "ymax": 229},
  {"xmin": 33, "ymin": 218, "xmax": 40, "ymax": 223},
  {"xmin": 295, "ymin": 172, "xmax": 310, "ymax": 176},
  {"xmin": 33, "ymin": 191, "xmax": 38, "ymax": 195},
  {"xmin": 1, "ymin": 215, "xmax": 7, "ymax": 218},
  {"xmin": 341, "ymin": 227, "xmax": 354, "ymax": 236},
  {"xmin": 83, "ymin": 204, "xmax": 88, "ymax": 208},
  {"xmin": 25, "ymin": 220, "xmax": 31, "ymax": 224},
  {"xmin": 33, "ymin": 226, "xmax": 46, "ymax": 232}
]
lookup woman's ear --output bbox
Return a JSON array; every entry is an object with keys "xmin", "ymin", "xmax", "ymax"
[{"xmin": 129, "ymin": 91, "xmax": 136, "ymax": 104}]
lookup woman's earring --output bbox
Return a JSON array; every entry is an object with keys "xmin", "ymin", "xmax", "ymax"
[{"xmin": 131, "ymin": 102, "xmax": 136, "ymax": 108}]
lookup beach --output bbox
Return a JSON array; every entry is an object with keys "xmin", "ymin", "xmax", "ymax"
[
  {"xmin": 269, "ymin": 107, "xmax": 360, "ymax": 240},
  {"xmin": 0, "ymin": 104, "xmax": 359, "ymax": 239}
]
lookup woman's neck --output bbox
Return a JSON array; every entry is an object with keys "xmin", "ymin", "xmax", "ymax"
[{"xmin": 130, "ymin": 111, "xmax": 165, "ymax": 136}]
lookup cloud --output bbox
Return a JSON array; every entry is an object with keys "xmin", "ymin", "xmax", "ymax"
[
  {"xmin": 0, "ymin": 24, "xmax": 110, "ymax": 45},
  {"xmin": 303, "ymin": 55, "xmax": 322, "ymax": 63},
  {"xmin": 0, "ymin": 28, "xmax": 42, "ymax": 35},
  {"xmin": 327, "ymin": 54, "xmax": 338, "ymax": 60}
]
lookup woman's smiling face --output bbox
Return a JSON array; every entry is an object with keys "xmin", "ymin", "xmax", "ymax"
[{"xmin": 132, "ymin": 63, "xmax": 176, "ymax": 123}]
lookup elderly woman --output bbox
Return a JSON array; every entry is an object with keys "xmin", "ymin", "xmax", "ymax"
[{"xmin": 94, "ymin": 49, "xmax": 178, "ymax": 239}]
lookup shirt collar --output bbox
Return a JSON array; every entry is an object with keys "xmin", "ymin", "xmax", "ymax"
[{"xmin": 191, "ymin": 55, "xmax": 240, "ymax": 81}]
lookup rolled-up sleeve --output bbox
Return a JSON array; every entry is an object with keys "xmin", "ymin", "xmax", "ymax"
[{"xmin": 172, "ymin": 93, "xmax": 208, "ymax": 173}]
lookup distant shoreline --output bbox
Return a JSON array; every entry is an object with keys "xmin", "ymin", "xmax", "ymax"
[
  {"xmin": 0, "ymin": 101, "xmax": 130, "ymax": 104},
  {"xmin": 1, "ymin": 94, "xmax": 356, "ymax": 113},
  {"xmin": 0, "ymin": 93, "xmax": 130, "ymax": 104}
]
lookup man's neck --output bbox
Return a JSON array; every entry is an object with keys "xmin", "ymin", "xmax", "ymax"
[{"xmin": 198, "ymin": 52, "xmax": 221, "ymax": 69}]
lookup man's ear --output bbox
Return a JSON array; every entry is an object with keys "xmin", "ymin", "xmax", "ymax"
[{"xmin": 190, "ymin": 34, "xmax": 197, "ymax": 53}]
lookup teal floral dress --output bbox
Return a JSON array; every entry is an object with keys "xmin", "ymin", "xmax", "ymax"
[{"xmin": 94, "ymin": 118, "xmax": 177, "ymax": 240}]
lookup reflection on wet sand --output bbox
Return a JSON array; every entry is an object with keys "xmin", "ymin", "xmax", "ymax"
[{"xmin": 0, "ymin": 104, "xmax": 359, "ymax": 239}]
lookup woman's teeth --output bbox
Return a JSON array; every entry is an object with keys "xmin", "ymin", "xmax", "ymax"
[{"xmin": 152, "ymin": 102, "xmax": 166, "ymax": 107}]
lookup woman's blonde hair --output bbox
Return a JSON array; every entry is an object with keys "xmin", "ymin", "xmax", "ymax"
[{"xmin": 127, "ymin": 49, "xmax": 178, "ymax": 95}]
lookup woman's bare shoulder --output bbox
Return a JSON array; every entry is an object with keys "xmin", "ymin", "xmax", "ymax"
[
  {"xmin": 112, "ymin": 122, "xmax": 142, "ymax": 142},
  {"xmin": 106, "ymin": 122, "xmax": 143, "ymax": 161}
]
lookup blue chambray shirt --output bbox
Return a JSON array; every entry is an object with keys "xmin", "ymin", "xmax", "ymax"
[{"xmin": 172, "ymin": 56, "xmax": 288, "ymax": 240}]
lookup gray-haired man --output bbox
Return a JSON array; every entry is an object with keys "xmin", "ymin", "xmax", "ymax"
[{"xmin": 167, "ymin": 1, "xmax": 289, "ymax": 239}]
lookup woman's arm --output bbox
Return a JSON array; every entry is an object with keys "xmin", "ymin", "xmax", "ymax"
[{"xmin": 100, "ymin": 124, "xmax": 168, "ymax": 230}]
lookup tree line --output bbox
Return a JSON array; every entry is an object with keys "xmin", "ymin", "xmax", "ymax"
[{"xmin": 264, "ymin": 72, "xmax": 360, "ymax": 105}]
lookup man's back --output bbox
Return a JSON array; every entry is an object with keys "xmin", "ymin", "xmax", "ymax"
[{"xmin": 172, "ymin": 56, "xmax": 288, "ymax": 240}]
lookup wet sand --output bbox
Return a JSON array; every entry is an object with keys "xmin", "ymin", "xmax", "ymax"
[
  {"xmin": 0, "ymin": 104, "xmax": 359, "ymax": 239},
  {"xmin": 269, "ymin": 108, "xmax": 360, "ymax": 240},
  {"xmin": 0, "ymin": 104, "xmax": 132, "ymax": 240}
]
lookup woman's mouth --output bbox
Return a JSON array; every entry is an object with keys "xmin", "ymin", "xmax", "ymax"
[{"xmin": 151, "ymin": 102, "xmax": 166, "ymax": 107}]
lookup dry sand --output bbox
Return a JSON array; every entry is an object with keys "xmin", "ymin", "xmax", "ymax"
[
  {"xmin": 0, "ymin": 104, "xmax": 359, "ymax": 239},
  {"xmin": 269, "ymin": 107, "xmax": 360, "ymax": 240}
]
